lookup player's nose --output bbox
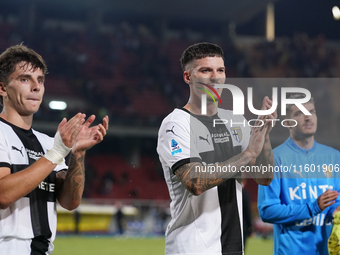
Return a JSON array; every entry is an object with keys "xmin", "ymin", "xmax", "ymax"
[
  {"xmin": 211, "ymin": 70, "xmax": 218, "ymax": 78},
  {"xmin": 31, "ymin": 80, "xmax": 41, "ymax": 92},
  {"xmin": 305, "ymin": 114, "xmax": 312, "ymax": 121},
  {"xmin": 210, "ymin": 70, "xmax": 219, "ymax": 82}
]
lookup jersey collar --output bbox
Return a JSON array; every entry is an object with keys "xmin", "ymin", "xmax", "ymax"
[
  {"xmin": 286, "ymin": 136, "xmax": 317, "ymax": 155},
  {"xmin": 177, "ymin": 107, "xmax": 219, "ymax": 122},
  {"xmin": 0, "ymin": 117, "xmax": 33, "ymax": 135}
]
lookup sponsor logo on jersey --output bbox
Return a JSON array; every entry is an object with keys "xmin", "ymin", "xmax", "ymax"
[
  {"xmin": 295, "ymin": 213, "xmax": 332, "ymax": 227},
  {"xmin": 293, "ymin": 168, "xmax": 303, "ymax": 177},
  {"xmin": 199, "ymin": 135, "xmax": 210, "ymax": 145},
  {"xmin": 170, "ymin": 139, "xmax": 182, "ymax": 155},
  {"xmin": 211, "ymin": 132, "xmax": 230, "ymax": 144},
  {"xmin": 231, "ymin": 127, "xmax": 242, "ymax": 142},
  {"xmin": 26, "ymin": 148, "xmax": 44, "ymax": 161},
  {"xmin": 166, "ymin": 126, "xmax": 176, "ymax": 135},
  {"xmin": 288, "ymin": 182, "xmax": 333, "ymax": 200},
  {"xmin": 38, "ymin": 181, "xmax": 55, "ymax": 192},
  {"xmin": 11, "ymin": 146, "xmax": 24, "ymax": 157}
]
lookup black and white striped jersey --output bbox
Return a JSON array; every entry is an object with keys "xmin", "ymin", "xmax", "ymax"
[
  {"xmin": 0, "ymin": 118, "xmax": 67, "ymax": 255},
  {"xmin": 157, "ymin": 108, "xmax": 251, "ymax": 255}
]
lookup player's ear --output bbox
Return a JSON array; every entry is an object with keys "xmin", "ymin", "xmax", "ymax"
[
  {"xmin": 183, "ymin": 71, "xmax": 191, "ymax": 85},
  {"xmin": 0, "ymin": 82, "xmax": 7, "ymax": 97}
]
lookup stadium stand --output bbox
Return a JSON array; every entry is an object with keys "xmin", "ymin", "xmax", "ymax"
[{"xmin": 1, "ymin": 4, "xmax": 340, "ymax": 236}]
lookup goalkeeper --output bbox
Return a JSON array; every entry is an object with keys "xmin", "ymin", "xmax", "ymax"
[{"xmin": 258, "ymin": 94, "xmax": 340, "ymax": 255}]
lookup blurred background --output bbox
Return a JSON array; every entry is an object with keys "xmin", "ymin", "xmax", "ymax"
[{"xmin": 1, "ymin": 0, "xmax": 340, "ymax": 254}]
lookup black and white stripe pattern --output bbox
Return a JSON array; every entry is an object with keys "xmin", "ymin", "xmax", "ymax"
[
  {"xmin": 157, "ymin": 108, "xmax": 250, "ymax": 255},
  {"xmin": 0, "ymin": 118, "xmax": 67, "ymax": 255}
]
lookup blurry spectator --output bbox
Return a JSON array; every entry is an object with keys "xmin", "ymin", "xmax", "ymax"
[
  {"xmin": 119, "ymin": 171, "xmax": 129, "ymax": 186},
  {"xmin": 74, "ymin": 210, "xmax": 81, "ymax": 235},
  {"xmin": 115, "ymin": 201, "xmax": 125, "ymax": 235},
  {"xmin": 97, "ymin": 170, "xmax": 115, "ymax": 195}
]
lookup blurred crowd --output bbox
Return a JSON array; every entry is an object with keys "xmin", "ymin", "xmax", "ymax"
[
  {"xmin": 3, "ymin": 13, "xmax": 340, "ymax": 239},
  {"xmin": 1, "ymin": 21, "xmax": 340, "ymax": 127}
]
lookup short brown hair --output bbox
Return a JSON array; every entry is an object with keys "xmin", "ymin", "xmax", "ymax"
[
  {"xmin": 180, "ymin": 42, "xmax": 224, "ymax": 71},
  {"xmin": 0, "ymin": 44, "xmax": 47, "ymax": 105},
  {"xmin": 286, "ymin": 93, "xmax": 315, "ymax": 117}
]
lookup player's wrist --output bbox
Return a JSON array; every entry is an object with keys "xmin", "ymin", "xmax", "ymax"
[
  {"xmin": 43, "ymin": 131, "xmax": 72, "ymax": 165},
  {"xmin": 71, "ymin": 148, "xmax": 86, "ymax": 157},
  {"xmin": 243, "ymin": 149, "xmax": 257, "ymax": 162}
]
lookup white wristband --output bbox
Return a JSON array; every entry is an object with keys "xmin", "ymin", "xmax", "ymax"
[{"xmin": 43, "ymin": 131, "xmax": 72, "ymax": 165}]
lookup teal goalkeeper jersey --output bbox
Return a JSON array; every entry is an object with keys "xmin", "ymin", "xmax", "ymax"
[{"xmin": 258, "ymin": 137, "xmax": 340, "ymax": 255}]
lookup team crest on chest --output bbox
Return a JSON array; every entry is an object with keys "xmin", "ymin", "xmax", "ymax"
[
  {"xmin": 323, "ymin": 165, "xmax": 332, "ymax": 178},
  {"xmin": 231, "ymin": 127, "xmax": 242, "ymax": 143}
]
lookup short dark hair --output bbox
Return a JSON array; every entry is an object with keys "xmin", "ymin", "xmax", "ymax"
[
  {"xmin": 286, "ymin": 93, "xmax": 315, "ymax": 116},
  {"xmin": 0, "ymin": 44, "xmax": 47, "ymax": 105},
  {"xmin": 180, "ymin": 42, "xmax": 224, "ymax": 71}
]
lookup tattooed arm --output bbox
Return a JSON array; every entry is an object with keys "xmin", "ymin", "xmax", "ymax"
[
  {"xmin": 56, "ymin": 152, "xmax": 85, "ymax": 210},
  {"xmin": 248, "ymin": 135, "xmax": 274, "ymax": 186},
  {"xmin": 175, "ymin": 150, "xmax": 255, "ymax": 196},
  {"xmin": 175, "ymin": 121, "xmax": 268, "ymax": 196},
  {"xmin": 248, "ymin": 96, "xmax": 276, "ymax": 186},
  {"xmin": 56, "ymin": 115, "xmax": 109, "ymax": 210}
]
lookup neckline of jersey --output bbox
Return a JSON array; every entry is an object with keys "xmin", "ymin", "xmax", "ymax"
[
  {"xmin": 286, "ymin": 136, "xmax": 317, "ymax": 155},
  {"xmin": 176, "ymin": 107, "xmax": 219, "ymax": 122},
  {"xmin": 0, "ymin": 117, "xmax": 33, "ymax": 135}
]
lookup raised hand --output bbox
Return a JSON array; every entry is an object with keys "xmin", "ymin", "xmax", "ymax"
[
  {"xmin": 261, "ymin": 96, "xmax": 278, "ymax": 136},
  {"xmin": 72, "ymin": 115, "xmax": 109, "ymax": 153},
  {"xmin": 246, "ymin": 117, "xmax": 268, "ymax": 159},
  {"xmin": 56, "ymin": 113, "xmax": 86, "ymax": 148}
]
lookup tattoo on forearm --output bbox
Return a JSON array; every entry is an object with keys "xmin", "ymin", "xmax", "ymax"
[
  {"xmin": 175, "ymin": 152, "xmax": 251, "ymax": 195},
  {"xmin": 65, "ymin": 154, "xmax": 85, "ymax": 200}
]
